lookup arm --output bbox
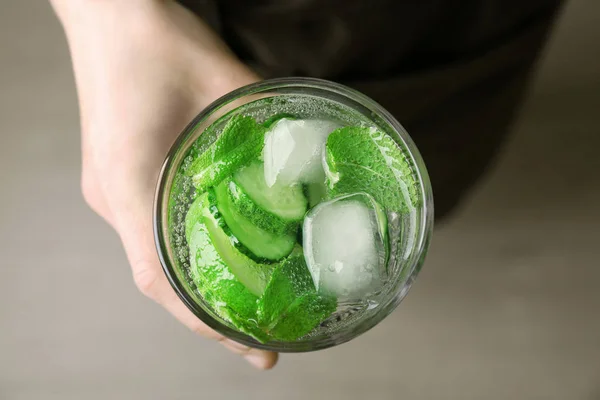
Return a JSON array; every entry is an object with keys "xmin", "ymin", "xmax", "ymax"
[{"xmin": 50, "ymin": 0, "xmax": 277, "ymax": 369}]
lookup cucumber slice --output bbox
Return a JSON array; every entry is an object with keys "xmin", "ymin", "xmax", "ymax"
[
  {"xmin": 186, "ymin": 193, "xmax": 273, "ymax": 297},
  {"xmin": 215, "ymin": 181, "xmax": 296, "ymax": 261},
  {"xmin": 227, "ymin": 180, "xmax": 299, "ymax": 236},
  {"xmin": 233, "ymin": 161, "xmax": 307, "ymax": 222},
  {"xmin": 188, "ymin": 232, "xmax": 269, "ymax": 342},
  {"xmin": 185, "ymin": 194, "xmax": 271, "ymax": 341},
  {"xmin": 187, "ymin": 222, "xmax": 260, "ymax": 331}
]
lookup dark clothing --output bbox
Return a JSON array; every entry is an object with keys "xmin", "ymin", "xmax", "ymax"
[{"xmin": 179, "ymin": 0, "xmax": 563, "ymax": 220}]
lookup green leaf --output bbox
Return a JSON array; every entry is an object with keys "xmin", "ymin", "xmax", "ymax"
[
  {"xmin": 258, "ymin": 249, "xmax": 336, "ymax": 341},
  {"xmin": 187, "ymin": 115, "xmax": 266, "ymax": 191},
  {"xmin": 324, "ymin": 126, "xmax": 420, "ymax": 213}
]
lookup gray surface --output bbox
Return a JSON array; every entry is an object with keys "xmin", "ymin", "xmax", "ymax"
[{"xmin": 1, "ymin": 1, "xmax": 599, "ymax": 399}]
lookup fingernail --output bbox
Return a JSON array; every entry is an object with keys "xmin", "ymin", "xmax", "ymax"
[{"xmin": 245, "ymin": 353, "xmax": 267, "ymax": 369}]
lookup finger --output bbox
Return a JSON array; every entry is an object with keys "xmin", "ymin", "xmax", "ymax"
[{"xmin": 219, "ymin": 338, "xmax": 279, "ymax": 370}]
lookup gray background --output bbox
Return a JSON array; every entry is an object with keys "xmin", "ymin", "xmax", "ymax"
[{"xmin": 1, "ymin": 1, "xmax": 599, "ymax": 399}]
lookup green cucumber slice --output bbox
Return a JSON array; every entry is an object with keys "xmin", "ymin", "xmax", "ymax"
[
  {"xmin": 187, "ymin": 223, "xmax": 260, "ymax": 333},
  {"xmin": 185, "ymin": 194, "xmax": 271, "ymax": 341},
  {"xmin": 227, "ymin": 179, "xmax": 299, "ymax": 236},
  {"xmin": 233, "ymin": 161, "xmax": 307, "ymax": 222},
  {"xmin": 186, "ymin": 193, "xmax": 273, "ymax": 297},
  {"xmin": 215, "ymin": 181, "xmax": 296, "ymax": 261}
]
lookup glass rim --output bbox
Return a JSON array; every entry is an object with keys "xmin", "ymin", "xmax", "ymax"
[{"xmin": 153, "ymin": 77, "xmax": 434, "ymax": 352}]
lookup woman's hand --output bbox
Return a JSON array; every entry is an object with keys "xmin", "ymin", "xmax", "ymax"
[{"xmin": 51, "ymin": 0, "xmax": 278, "ymax": 369}]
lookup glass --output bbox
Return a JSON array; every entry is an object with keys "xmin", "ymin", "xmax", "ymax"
[{"xmin": 154, "ymin": 78, "xmax": 434, "ymax": 352}]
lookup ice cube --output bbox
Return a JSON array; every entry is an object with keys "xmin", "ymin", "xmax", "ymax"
[
  {"xmin": 263, "ymin": 118, "xmax": 341, "ymax": 187},
  {"xmin": 302, "ymin": 193, "xmax": 388, "ymax": 299}
]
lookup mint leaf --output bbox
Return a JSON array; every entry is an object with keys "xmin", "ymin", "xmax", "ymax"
[
  {"xmin": 325, "ymin": 126, "xmax": 420, "ymax": 213},
  {"xmin": 258, "ymin": 249, "xmax": 336, "ymax": 341},
  {"xmin": 266, "ymin": 292, "xmax": 335, "ymax": 341},
  {"xmin": 187, "ymin": 115, "xmax": 266, "ymax": 191}
]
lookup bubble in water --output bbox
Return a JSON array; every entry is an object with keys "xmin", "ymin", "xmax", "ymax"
[{"xmin": 174, "ymin": 234, "xmax": 183, "ymax": 246}]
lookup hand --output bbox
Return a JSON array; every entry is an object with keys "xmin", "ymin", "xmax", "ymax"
[{"xmin": 52, "ymin": 0, "xmax": 278, "ymax": 369}]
